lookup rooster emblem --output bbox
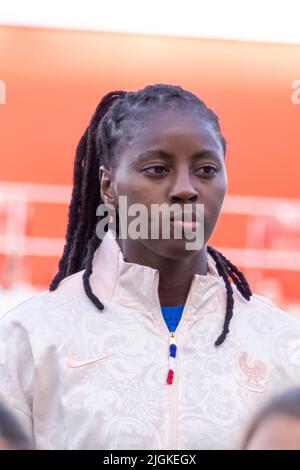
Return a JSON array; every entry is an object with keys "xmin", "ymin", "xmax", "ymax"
[{"xmin": 238, "ymin": 352, "xmax": 268, "ymax": 392}]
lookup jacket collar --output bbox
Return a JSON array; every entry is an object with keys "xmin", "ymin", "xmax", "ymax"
[{"xmin": 89, "ymin": 229, "xmax": 222, "ymax": 315}]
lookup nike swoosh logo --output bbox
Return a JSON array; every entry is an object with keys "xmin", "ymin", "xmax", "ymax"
[{"xmin": 68, "ymin": 353, "xmax": 113, "ymax": 368}]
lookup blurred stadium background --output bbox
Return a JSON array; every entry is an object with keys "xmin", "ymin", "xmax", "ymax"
[{"xmin": 0, "ymin": 1, "xmax": 300, "ymax": 315}]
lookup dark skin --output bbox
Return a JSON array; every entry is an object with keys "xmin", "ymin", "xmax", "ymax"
[{"xmin": 100, "ymin": 106, "xmax": 227, "ymax": 306}]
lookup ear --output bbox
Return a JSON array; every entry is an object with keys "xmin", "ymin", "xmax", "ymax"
[{"xmin": 99, "ymin": 165, "xmax": 117, "ymax": 207}]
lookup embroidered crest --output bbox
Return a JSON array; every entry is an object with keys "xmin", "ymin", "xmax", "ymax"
[{"xmin": 237, "ymin": 351, "xmax": 268, "ymax": 392}]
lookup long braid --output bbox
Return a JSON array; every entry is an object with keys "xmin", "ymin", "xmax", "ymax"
[
  {"xmin": 49, "ymin": 91, "xmax": 126, "ymax": 290},
  {"xmin": 217, "ymin": 250, "xmax": 252, "ymax": 300},
  {"xmin": 67, "ymin": 92, "xmax": 126, "ymax": 275},
  {"xmin": 49, "ymin": 83, "xmax": 252, "ymax": 346},
  {"xmin": 82, "ymin": 232, "xmax": 103, "ymax": 310},
  {"xmin": 207, "ymin": 246, "xmax": 252, "ymax": 346},
  {"xmin": 49, "ymin": 129, "xmax": 88, "ymax": 289}
]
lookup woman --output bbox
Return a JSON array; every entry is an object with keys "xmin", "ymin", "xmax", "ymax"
[
  {"xmin": 242, "ymin": 388, "xmax": 300, "ymax": 450},
  {"xmin": 0, "ymin": 84, "xmax": 299, "ymax": 450}
]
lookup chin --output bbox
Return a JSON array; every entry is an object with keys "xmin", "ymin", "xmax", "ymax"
[{"xmin": 145, "ymin": 238, "xmax": 203, "ymax": 260}]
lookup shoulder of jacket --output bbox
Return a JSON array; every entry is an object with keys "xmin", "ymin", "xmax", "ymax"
[
  {"xmin": 0, "ymin": 270, "xmax": 87, "ymax": 327},
  {"xmin": 231, "ymin": 283, "xmax": 300, "ymax": 328}
]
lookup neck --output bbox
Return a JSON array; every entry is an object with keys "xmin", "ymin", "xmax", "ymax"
[{"xmin": 116, "ymin": 238, "xmax": 208, "ymax": 307}]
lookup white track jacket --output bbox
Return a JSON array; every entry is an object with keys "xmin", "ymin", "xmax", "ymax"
[{"xmin": 0, "ymin": 230, "xmax": 300, "ymax": 449}]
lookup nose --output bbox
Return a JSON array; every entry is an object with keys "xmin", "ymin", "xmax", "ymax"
[{"xmin": 169, "ymin": 167, "xmax": 198, "ymax": 203}]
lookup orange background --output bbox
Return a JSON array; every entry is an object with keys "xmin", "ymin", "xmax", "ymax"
[{"xmin": 0, "ymin": 26, "xmax": 299, "ymax": 307}]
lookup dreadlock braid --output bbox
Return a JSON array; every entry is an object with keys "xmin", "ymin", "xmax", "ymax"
[
  {"xmin": 48, "ymin": 128, "xmax": 89, "ymax": 289},
  {"xmin": 49, "ymin": 91, "xmax": 126, "ymax": 290},
  {"xmin": 82, "ymin": 232, "xmax": 103, "ymax": 310},
  {"xmin": 217, "ymin": 250, "xmax": 252, "ymax": 300},
  {"xmin": 68, "ymin": 91, "xmax": 127, "ymax": 275},
  {"xmin": 207, "ymin": 246, "xmax": 252, "ymax": 345},
  {"xmin": 49, "ymin": 83, "xmax": 252, "ymax": 346}
]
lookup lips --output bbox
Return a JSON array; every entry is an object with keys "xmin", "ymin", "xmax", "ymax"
[
  {"xmin": 170, "ymin": 210, "xmax": 199, "ymax": 223},
  {"xmin": 172, "ymin": 220, "xmax": 199, "ymax": 230}
]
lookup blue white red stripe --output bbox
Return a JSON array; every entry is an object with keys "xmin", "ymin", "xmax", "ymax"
[{"xmin": 166, "ymin": 332, "xmax": 177, "ymax": 384}]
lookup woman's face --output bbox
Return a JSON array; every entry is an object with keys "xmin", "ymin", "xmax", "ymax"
[{"xmin": 100, "ymin": 106, "xmax": 227, "ymax": 260}]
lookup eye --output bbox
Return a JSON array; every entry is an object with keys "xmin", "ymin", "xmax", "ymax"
[
  {"xmin": 195, "ymin": 166, "xmax": 218, "ymax": 177},
  {"xmin": 142, "ymin": 165, "xmax": 169, "ymax": 176}
]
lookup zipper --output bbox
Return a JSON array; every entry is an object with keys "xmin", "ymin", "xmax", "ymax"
[
  {"xmin": 153, "ymin": 273, "xmax": 196, "ymax": 385},
  {"xmin": 153, "ymin": 273, "xmax": 197, "ymax": 449}
]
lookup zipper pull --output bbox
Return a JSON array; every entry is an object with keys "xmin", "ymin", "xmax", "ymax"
[
  {"xmin": 169, "ymin": 332, "xmax": 176, "ymax": 346},
  {"xmin": 167, "ymin": 332, "xmax": 177, "ymax": 385}
]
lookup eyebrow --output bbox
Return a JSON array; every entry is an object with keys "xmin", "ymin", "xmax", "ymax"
[{"xmin": 137, "ymin": 149, "xmax": 219, "ymax": 162}]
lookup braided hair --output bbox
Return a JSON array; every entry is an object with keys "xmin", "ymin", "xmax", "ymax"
[{"xmin": 49, "ymin": 83, "xmax": 252, "ymax": 346}]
